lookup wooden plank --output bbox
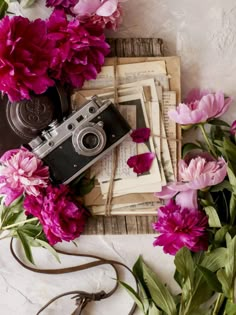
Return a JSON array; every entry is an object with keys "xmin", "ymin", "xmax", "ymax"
[
  {"xmin": 103, "ymin": 216, "xmax": 113, "ymax": 234},
  {"xmin": 116, "ymin": 216, "xmax": 128, "ymax": 234},
  {"xmin": 107, "ymin": 38, "xmax": 164, "ymax": 58},
  {"xmin": 125, "ymin": 216, "xmax": 138, "ymax": 234}
]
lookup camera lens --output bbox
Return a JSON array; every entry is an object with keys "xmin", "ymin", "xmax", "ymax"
[
  {"xmin": 89, "ymin": 106, "xmax": 96, "ymax": 114},
  {"xmin": 82, "ymin": 133, "xmax": 99, "ymax": 149},
  {"xmin": 72, "ymin": 122, "xmax": 106, "ymax": 157}
]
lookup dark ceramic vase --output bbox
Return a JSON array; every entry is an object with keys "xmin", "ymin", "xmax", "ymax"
[{"xmin": 0, "ymin": 85, "xmax": 70, "ymax": 156}]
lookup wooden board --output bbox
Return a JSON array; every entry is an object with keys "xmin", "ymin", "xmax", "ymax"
[{"xmin": 83, "ymin": 39, "xmax": 181, "ymax": 235}]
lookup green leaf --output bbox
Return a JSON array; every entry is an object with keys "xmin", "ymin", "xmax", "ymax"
[
  {"xmin": 196, "ymin": 265, "xmax": 222, "ymax": 292},
  {"xmin": 224, "ymin": 138, "xmax": 236, "ymax": 173},
  {"xmin": 73, "ymin": 176, "xmax": 95, "ymax": 196},
  {"xmin": 32, "ymin": 239, "xmax": 60, "ymax": 263},
  {"xmin": 210, "ymin": 125, "xmax": 225, "ymax": 141},
  {"xmin": 215, "ymin": 225, "xmax": 229, "ymax": 243},
  {"xmin": 16, "ymin": 231, "xmax": 34, "ymax": 264},
  {"xmin": 182, "ymin": 143, "xmax": 201, "ymax": 158},
  {"xmin": 142, "ymin": 261, "xmax": 177, "ymax": 315},
  {"xmin": 204, "ymin": 206, "xmax": 222, "ymax": 228},
  {"xmin": 210, "ymin": 180, "xmax": 232, "ymax": 192},
  {"xmin": 226, "ymin": 300, "xmax": 236, "ymax": 315},
  {"xmin": 119, "ymin": 281, "xmax": 145, "ymax": 313},
  {"xmin": 133, "ymin": 256, "xmax": 150, "ymax": 298},
  {"xmin": 227, "ymin": 167, "xmax": 236, "ymax": 190},
  {"xmin": 148, "ymin": 302, "xmax": 163, "ymax": 315},
  {"xmin": 209, "ymin": 119, "xmax": 230, "ymax": 127},
  {"xmin": 217, "ymin": 269, "xmax": 230, "ymax": 297},
  {"xmin": 20, "ymin": 0, "xmax": 37, "ymax": 8},
  {"xmin": 0, "ymin": 0, "xmax": 8, "ymax": 19},
  {"xmin": 201, "ymin": 248, "xmax": 227, "ymax": 271},
  {"xmin": 17, "ymin": 223, "xmax": 42, "ymax": 238},
  {"xmin": 70, "ymin": 172, "xmax": 86, "ymax": 187},
  {"xmin": 217, "ymin": 235, "xmax": 236, "ymax": 298},
  {"xmin": 174, "ymin": 247, "xmax": 194, "ymax": 286},
  {"xmin": 230, "ymin": 193, "xmax": 236, "ymax": 225}
]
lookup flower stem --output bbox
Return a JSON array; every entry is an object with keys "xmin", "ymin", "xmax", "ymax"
[
  {"xmin": 199, "ymin": 124, "xmax": 217, "ymax": 157},
  {"xmin": 212, "ymin": 293, "xmax": 225, "ymax": 315},
  {"xmin": 2, "ymin": 217, "xmax": 38, "ymax": 230}
]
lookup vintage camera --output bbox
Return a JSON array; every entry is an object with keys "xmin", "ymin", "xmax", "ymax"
[{"xmin": 28, "ymin": 96, "xmax": 131, "ymax": 184}]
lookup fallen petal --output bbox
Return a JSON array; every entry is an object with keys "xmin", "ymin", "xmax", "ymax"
[
  {"xmin": 130, "ymin": 128, "xmax": 151, "ymax": 143},
  {"xmin": 127, "ymin": 152, "xmax": 155, "ymax": 174}
]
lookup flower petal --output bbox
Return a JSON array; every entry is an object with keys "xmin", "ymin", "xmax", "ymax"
[
  {"xmin": 175, "ymin": 190, "xmax": 198, "ymax": 210},
  {"xmin": 130, "ymin": 128, "xmax": 151, "ymax": 143},
  {"xmin": 127, "ymin": 152, "xmax": 155, "ymax": 174},
  {"xmin": 96, "ymin": 0, "xmax": 119, "ymax": 16},
  {"xmin": 72, "ymin": 0, "xmax": 101, "ymax": 15}
]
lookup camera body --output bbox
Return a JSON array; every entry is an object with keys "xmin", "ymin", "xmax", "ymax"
[{"xmin": 28, "ymin": 96, "xmax": 131, "ymax": 184}]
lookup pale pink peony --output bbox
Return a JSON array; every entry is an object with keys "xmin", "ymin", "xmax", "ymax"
[
  {"xmin": 0, "ymin": 15, "xmax": 55, "ymax": 102},
  {"xmin": 72, "ymin": 0, "xmax": 125, "ymax": 30},
  {"xmin": 168, "ymin": 89, "xmax": 233, "ymax": 125},
  {"xmin": 0, "ymin": 148, "xmax": 49, "ymax": 206},
  {"xmin": 153, "ymin": 199, "xmax": 208, "ymax": 255},
  {"xmin": 156, "ymin": 153, "xmax": 227, "ymax": 207},
  {"xmin": 24, "ymin": 185, "xmax": 87, "ymax": 245},
  {"xmin": 47, "ymin": 9, "xmax": 110, "ymax": 88}
]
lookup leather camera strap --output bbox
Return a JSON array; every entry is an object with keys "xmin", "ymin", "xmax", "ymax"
[{"xmin": 10, "ymin": 239, "xmax": 137, "ymax": 315}]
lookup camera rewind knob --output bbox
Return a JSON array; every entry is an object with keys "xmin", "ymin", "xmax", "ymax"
[{"xmin": 91, "ymin": 95, "xmax": 103, "ymax": 107}]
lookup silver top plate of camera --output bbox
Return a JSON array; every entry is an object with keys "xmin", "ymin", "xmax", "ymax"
[{"xmin": 29, "ymin": 96, "xmax": 111, "ymax": 158}]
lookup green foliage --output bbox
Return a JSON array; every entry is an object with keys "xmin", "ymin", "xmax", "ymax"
[
  {"xmin": 19, "ymin": 0, "xmax": 37, "ymax": 8},
  {"xmin": 121, "ymin": 109, "xmax": 236, "ymax": 315},
  {"xmin": 0, "ymin": 0, "xmax": 8, "ymax": 19},
  {"xmin": 182, "ymin": 143, "xmax": 202, "ymax": 158},
  {"xmin": 121, "ymin": 256, "xmax": 177, "ymax": 315}
]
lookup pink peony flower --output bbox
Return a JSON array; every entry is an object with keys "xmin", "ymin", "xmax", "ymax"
[
  {"xmin": 72, "ymin": 0, "xmax": 125, "ymax": 30},
  {"xmin": 0, "ymin": 148, "xmax": 49, "ymax": 206},
  {"xmin": 230, "ymin": 120, "xmax": 236, "ymax": 135},
  {"xmin": 24, "ymin": 185, "xmax": 87, "ymax": 245},
  {"xmin": 130, "ymin": 128, "xmax": 151, "ymax": 143},
  {"xmin": 175, "ymin": 189, "xmax": 198, "ymax": 209},
  {"xmin": 0, "ymin": 15, "xmax": 55, "ymax": 102},
  {"xmin": 127, "ymin": 152, "xmax": 155, "ymax": 174},
  {"xmin": 156, "ymin": 153, "xmax": 227, "ymax": 203},
  {"xmin": 47, "ymin": 9, "xmax": 110, "ymax": 88},
  {"xmin": 168, "ymin": 89, "xmax": 233, "ymax": 125},
  {"xmin": 153, "ymin": 199, "xmax": 209, "ymax": 255},
  {"xmin": 46, "ymin": 0, "xmax": 77, "ymax": 9}
]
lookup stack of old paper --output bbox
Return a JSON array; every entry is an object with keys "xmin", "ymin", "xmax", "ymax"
[{"xmin": 71, "ymin": 57, "xmax": 180, "ymax": 215}]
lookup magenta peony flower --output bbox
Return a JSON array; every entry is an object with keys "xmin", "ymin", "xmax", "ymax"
[
  {"xmin": 156, "ymin": 153, "xmax": 227, "ymax": 203},
  {"xmin": 168, "ymin": 89, "xmax": 233, "ymax": 125},
  {"xmin": 72, "ymin": 0, "xmax": 125, "ymax": 30},
  {"xmin": 47, "ymin": 9, "xmax": 110, "ymax": 88},
  {"xmin": 24, "ymin": 185, "xmax": 87, "ymax": 245},
  {"xmin": 0, "ymin": 16, "xmax": 55, "ymax": 102},
  {"xmin": 153, "ymin": 199, "xmax": 208, "ymax": 255},
  {"xmin": 46, "ymin": 0, "xmax": 77, "ymax": 9},
  {"xmin": 0, "ymin": 148, "xmax": 49, "ymax": 206},
  {"xmin": 130, "ymin": 128, "xmax": 151, "ymax": 143},
  {"xmin": 230, "ymin": 120, "xmax": 236, "ymax": 135},
  {"xmin": 127, "ymin": 152, "xmax": 155, "ymax": 174}
]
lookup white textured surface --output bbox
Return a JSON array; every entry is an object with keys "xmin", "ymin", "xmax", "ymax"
[{"xmin": 2, "ymin": 0, "xmax": 236, "ymax": 314}]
